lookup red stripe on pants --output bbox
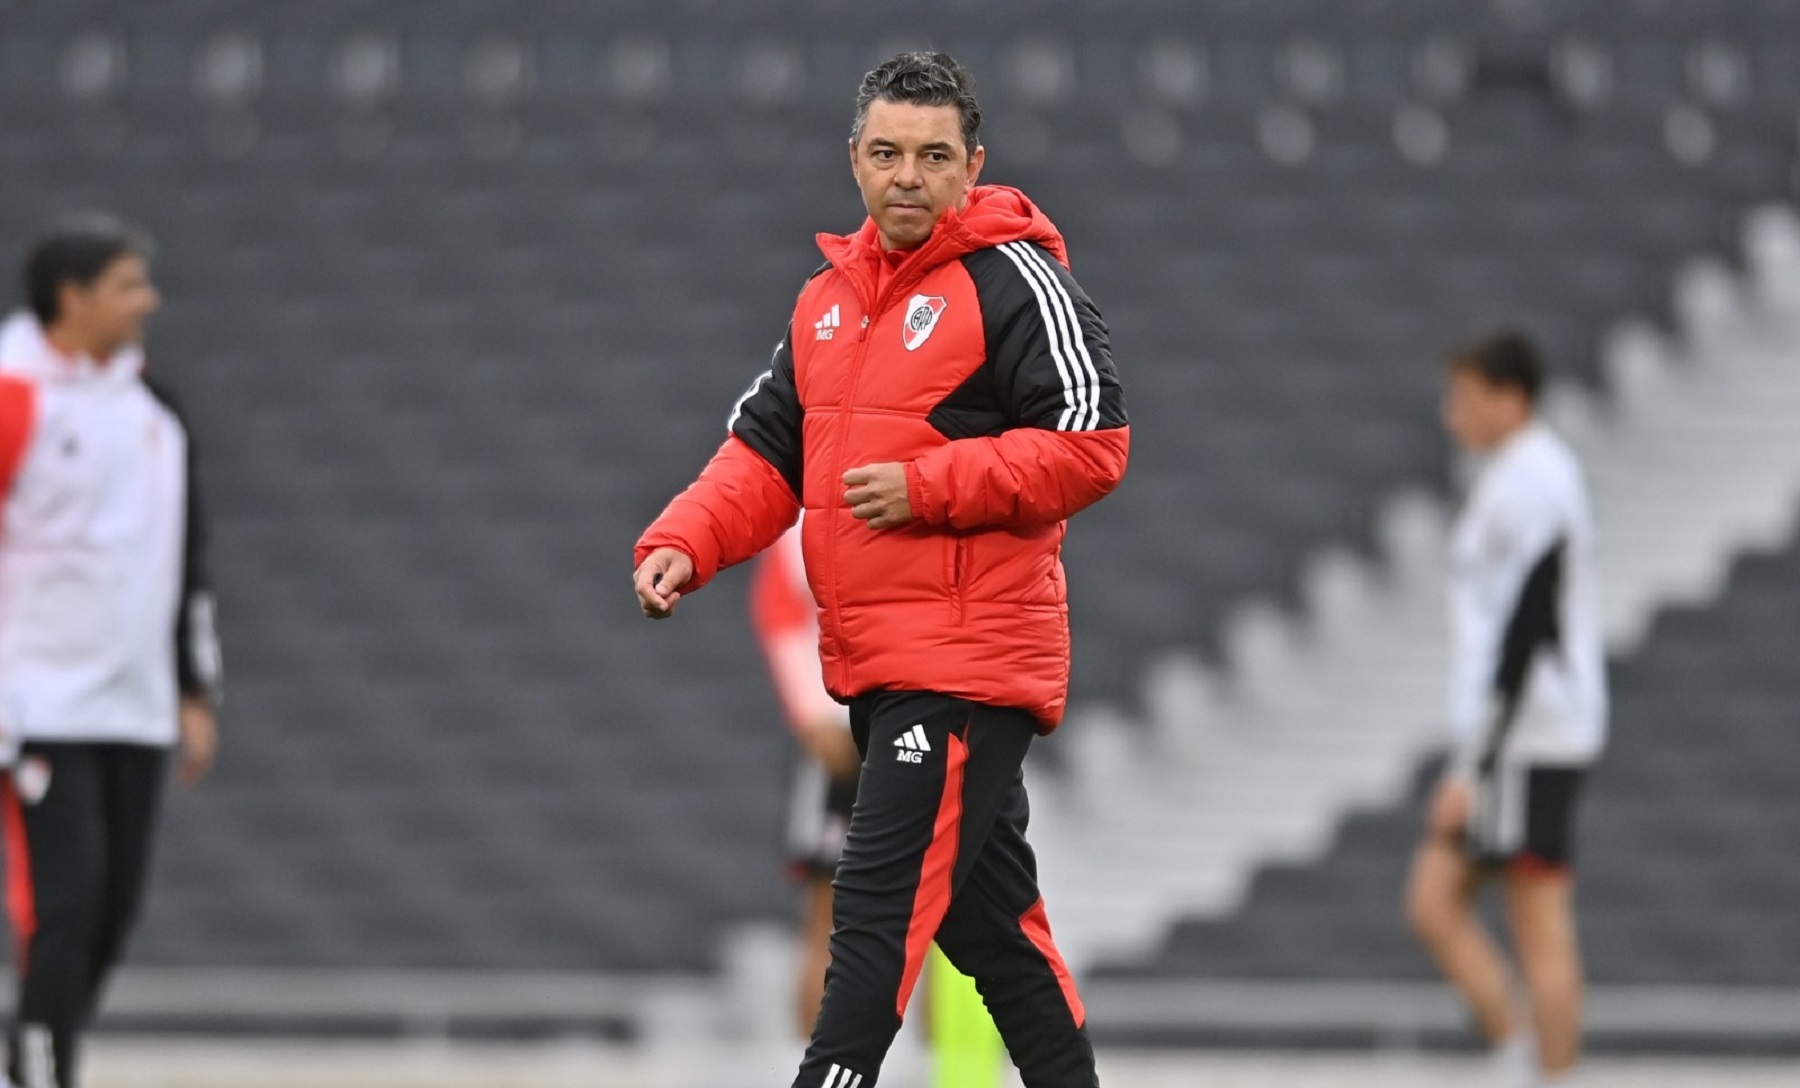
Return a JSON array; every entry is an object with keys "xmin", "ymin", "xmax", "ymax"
[
  {"xmin": 1508, "ymin": 852, "xmax": 1572, "ymax": 881},
  {"xmin": 1, "ymin": 776, "xmax": 36, "ymax": 967},
  {"xmin": 896, "ymin": 732, "xmax": 967, "ymax": 1019},
  {"xmin": 1020, "ymin": 896, "xmax": 1086, "ymax": 1028}
]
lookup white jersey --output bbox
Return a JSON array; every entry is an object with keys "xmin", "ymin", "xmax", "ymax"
[
  {"xmin": 0, "ymin": 313, "xmax": 220, "ymax": 750},
  {"xmin": 1447, "ymin": 422, "xmax": 1607, "ymax": 771}
]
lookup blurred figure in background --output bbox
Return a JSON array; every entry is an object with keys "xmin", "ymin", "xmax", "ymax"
[
  {"xmin": 1407, "ymin": 331, "xmax": 1607, "ymax": 1088},
  {"xmin": 0, "ymin": 217, "xmax": 222, "ymax": 1088},
  {"xmin": 751, "ymin": 521, "xmax": 861, "ymax": 1037}
]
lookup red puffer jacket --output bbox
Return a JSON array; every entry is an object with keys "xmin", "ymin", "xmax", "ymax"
[{"xmin": 636, "ymin": 185, "xmax": 1129, "ymax": 729}]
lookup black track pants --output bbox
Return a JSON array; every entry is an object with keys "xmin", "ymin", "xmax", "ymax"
[
  {"xmin": 2, "ymin": 742, "xmax": 167, "ymax": 1088},
  {"xmin": 792, "ymin": 691, "xmax": 1097, "ymax": 1088}
]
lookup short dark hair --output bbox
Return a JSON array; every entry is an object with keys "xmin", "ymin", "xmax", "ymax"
[
  {"xmin": 1448, "ymin": 329, "xmax": 1545, "ymax": 404},
  {"xmin": 850, "ymin": 51, "xmax": 982, "ymax": 158},
  {"xmin": 24, "ymin": 214, "xmax": 152, "ymax": 326}
]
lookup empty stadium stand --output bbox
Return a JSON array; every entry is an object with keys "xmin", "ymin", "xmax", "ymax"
[
  {"xmin": 1100, "ymin": 534, "xmax": 1800, "ymax": 988},
  {"xmin": 0, "ymin": 1, "xmax": 1793, "ymax": 980}
]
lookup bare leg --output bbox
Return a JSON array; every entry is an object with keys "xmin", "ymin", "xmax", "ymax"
[
  {"xmin": 795, "ymin": 877, "xmax": 836, "ymax": 1039},
  {"xmin": 1406, "ymin": 836, "xmax": 1517, "ymax": 1044},
  {"xmin": 1504, "ymin": 870, "xmax": 1584, "ymax": 1077}
]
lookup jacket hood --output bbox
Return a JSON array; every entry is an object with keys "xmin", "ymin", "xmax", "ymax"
[
  {"xmin": 0, "ymin": 310, "xmax": 144, "ymax": 383},
  {"xmin": 816, "ymin": 185, "xmax": 1071, "ymax": 306},
  {"xmin": 939, "ymin": 184, "xmax": 1069, "ymax": 265}
]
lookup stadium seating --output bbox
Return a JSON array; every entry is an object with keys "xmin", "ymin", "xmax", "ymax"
[
  {"xmin": 0, "ymin": 1, "xmax": 1793, "ymax": 975},
  {"xmin": 1099, "ymin": 536, "xmax": 1800, "ymax": 987}
]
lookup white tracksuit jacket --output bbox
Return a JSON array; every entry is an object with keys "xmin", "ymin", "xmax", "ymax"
[
  {"xmin": 1447, "ymin": 421, "xmax": 1607, "ymax": 773},
  {"xmin": 0, "ymin": 313, "xmax": 220, "ymax": 756}
]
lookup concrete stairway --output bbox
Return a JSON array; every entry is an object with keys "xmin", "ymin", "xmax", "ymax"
[{"xmin": 1031, "ymin": 203, "xmax": 1800, "ymax": 971}]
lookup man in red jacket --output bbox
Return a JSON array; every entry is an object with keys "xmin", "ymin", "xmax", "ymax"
[{"xmin": 634, "ymin": 52, "xmax": 1127, "ymax": 1088}]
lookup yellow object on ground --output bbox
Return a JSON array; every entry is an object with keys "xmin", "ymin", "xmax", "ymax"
[{"xmin": 928, "ymin": 944, "xmax": 1005, "ymax": 1088}]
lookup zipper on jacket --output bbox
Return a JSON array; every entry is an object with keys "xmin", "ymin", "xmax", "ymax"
[
  {"xmin": 828, "ymin": 304, "xmax": 878, "ymax": 690},
  {"xmin": 826, "ymin": 257, "xmax": 936, "ymax": 684},
  {"xmin": 950, "ymin": 536, "xmax": 968, "ymax": 625}
]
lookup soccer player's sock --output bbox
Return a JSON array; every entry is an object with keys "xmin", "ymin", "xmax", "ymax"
[{"xmin": 1488, "ymin": 1031, "xmax": 1536, "ymax": 1088}]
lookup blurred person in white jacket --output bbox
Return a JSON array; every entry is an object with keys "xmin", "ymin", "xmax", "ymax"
[
  {"xmin": 0, "ymin": 217, "xmax": 222, "ymax": 1088},
  {"xmin": 1407, "ymin": 330, "xmax": 1605, "ymax": 1088}
]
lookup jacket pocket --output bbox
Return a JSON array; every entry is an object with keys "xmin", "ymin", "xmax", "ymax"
[{"xmin": 948, "ymin": 535, "xmax": 969, "ymax": 624}]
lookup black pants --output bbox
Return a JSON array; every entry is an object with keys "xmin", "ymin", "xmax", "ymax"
[
  {"xmin": 792, "ymin": 691, "xmax": 1097, "ymax": 1088},
  {"xmin": 2, "ymin": 742, "xmax": 167, "ymax": 1088}
]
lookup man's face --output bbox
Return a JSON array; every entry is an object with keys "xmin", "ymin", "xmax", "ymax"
[
  {"xmin": 850, "ymin": 99, "xmax": 985, "ymax": 251},
  {"xmin": 59, "ymin": 253, "xmax": 160, "ymax": 357},
  {"xmin": 1442, "ymin": 367, "xmax": 1528, "ymax": 453}
]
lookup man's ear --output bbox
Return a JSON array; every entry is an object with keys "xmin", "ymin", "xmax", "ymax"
[
  {"xmin": 55, "ymin": 280, "xmax": 86, "ymax": 324},
  {"xmin": 966, "ymin": 144, "xmax": 986, "ymax": 190}
]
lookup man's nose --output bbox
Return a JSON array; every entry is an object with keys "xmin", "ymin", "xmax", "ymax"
[{"xmin": 893, "ymin": 155, "xmax": 923, "ymax": 187}]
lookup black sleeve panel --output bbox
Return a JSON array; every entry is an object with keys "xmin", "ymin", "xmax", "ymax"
[
  {"xmin": 728, "ymin": 324, "xmax": 804, "ymax": 499},
  {"xmin": 961, "ymin": 243, "xmax": 1128, "ymax": 433},
  {"xmin": 1479, "ymin": 538, "xmax": 1566, "ymax": 770},
  {"xmin": 729, "ymin": 265, "xmax": 831, "ymax": 499},
  {"xmin": 143, "ymin": 376, "xmax": 224, "ymax": 703}
]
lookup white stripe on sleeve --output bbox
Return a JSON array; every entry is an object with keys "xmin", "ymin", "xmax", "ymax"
[
  {"xmin": 1010, "ymin": 241, "xmax": 1104, "ymax": 431},
  {"xmin": 997, "ymin": 243, "xmax": 1087, "ymax": 431},
  {"xmin": 726, "ymin": 338, "xmax": 787, "ymax": 432},
  {"xmin": 188, "ymin": 591, "xmax": 223, "ymax": 691},
  {"xmin": 726, "ymin": 370, "xmax": 772, "ymax": 432}
]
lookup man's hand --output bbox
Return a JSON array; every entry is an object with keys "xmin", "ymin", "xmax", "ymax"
[
  {"xmin": 1427, "ymin": 774, "xmax": 1473, "ymax": 840},
  {"xmin": 177, "ymin": 697, "xmax": 217, "ymax": 789},
  {"xmin": 634, "ymin": 547, "xmax": 695, "ymax": 619},
  {"xmin": 842, "ymin": 463, "xmax": 913, "ymax": 530},
  {"xmin": 801, "ymin": 718, "xmax": 862, "ymax": 781}
]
